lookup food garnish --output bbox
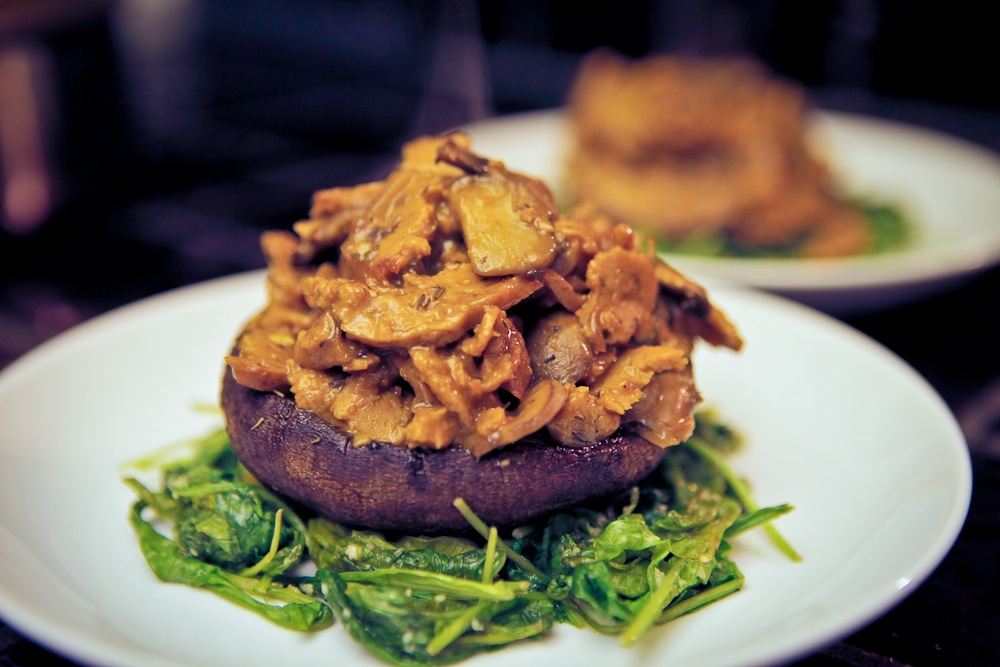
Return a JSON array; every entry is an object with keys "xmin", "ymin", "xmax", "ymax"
[{"xmin": 125, "ymin": 412, "xmax": 797, "ymax": 665}]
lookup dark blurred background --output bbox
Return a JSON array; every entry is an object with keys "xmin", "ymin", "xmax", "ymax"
[
  {"xmin": 1, "ymin": 1, "xmax": 998, "ymax": 666},
  {"xmin": 1, "ymin": 0, "xmax": 997, "ymax": 368}
]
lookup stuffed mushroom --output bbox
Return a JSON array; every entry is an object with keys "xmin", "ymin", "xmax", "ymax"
[{"xmin": 221, "ymin": 133, "xmax": 742, "ymax": 534}]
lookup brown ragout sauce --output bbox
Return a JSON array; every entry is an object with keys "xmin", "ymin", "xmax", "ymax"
[{"xmin": 226, "ymin": 133, "xmax": 742, "ymax": 458}]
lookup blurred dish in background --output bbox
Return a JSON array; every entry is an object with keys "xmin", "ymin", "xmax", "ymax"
[
  {"xmin": 563, "ymin": 50, "xmax": 882, "ymax": 259},
  {"xmin": 462, "ymin": 108, "xmax": 1000, "ymax": 314}
]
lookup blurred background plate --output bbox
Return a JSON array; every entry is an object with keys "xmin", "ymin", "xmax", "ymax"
[{"xmin": 462, "ymin": 108, "xmax": 1000, "ymax": 313}]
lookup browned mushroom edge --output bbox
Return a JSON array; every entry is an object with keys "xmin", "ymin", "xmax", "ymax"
[{"xmin": 221, "ymin": 367, "xmax": 668, "ymax": 535}]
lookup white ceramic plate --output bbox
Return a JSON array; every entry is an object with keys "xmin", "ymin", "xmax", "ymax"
[
  {"xmin": 462, "ymin": 109, "xmax": 1000, "ymax": 313},
  {"xmin": 0, "ymin": 272, "xmax": 971, "ymax": 667}
]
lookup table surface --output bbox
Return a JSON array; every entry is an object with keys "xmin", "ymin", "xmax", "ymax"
[{"xmin": 2, "ymin": 9, "xmax": 999, "ymax": 666}]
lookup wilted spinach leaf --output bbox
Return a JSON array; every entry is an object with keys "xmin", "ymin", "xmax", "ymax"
[{"xmin": 124, "ymin": 411, "xmax": 796, "ymax": 665}]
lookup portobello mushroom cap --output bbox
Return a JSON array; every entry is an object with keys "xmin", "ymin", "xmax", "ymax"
[
  {"xmin": 218, "ymin": 134, "xmax": 743, "ymax": 536},
  {"xmin": 221, "ymin": 369, "xmax": 668, "ymax": 535}
]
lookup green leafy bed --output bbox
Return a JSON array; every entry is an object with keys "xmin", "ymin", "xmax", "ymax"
[
  {"xmin": 654, "ymin": 199, "xmax": 912, "ymax": 258},
  {"xmin": 124, "ymin": 412, "xmax": 798, "ymax": 666}
]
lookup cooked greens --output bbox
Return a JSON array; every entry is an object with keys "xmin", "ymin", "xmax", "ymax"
[
  {"xmin": 124, "ymin": 412, "xmax": 795, "ymax": 664},
  {"xmin": 124, "ymin": 429, "xmax": 333, "ymax": 631},
  {"xmin": 654, "ymin": 198, "xmax": 912, "ymax": 258}
]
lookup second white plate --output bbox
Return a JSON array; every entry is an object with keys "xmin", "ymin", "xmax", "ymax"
[{"xmin": 462, "ymin": 109, "xmax": 1000, "ymax": 312}]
